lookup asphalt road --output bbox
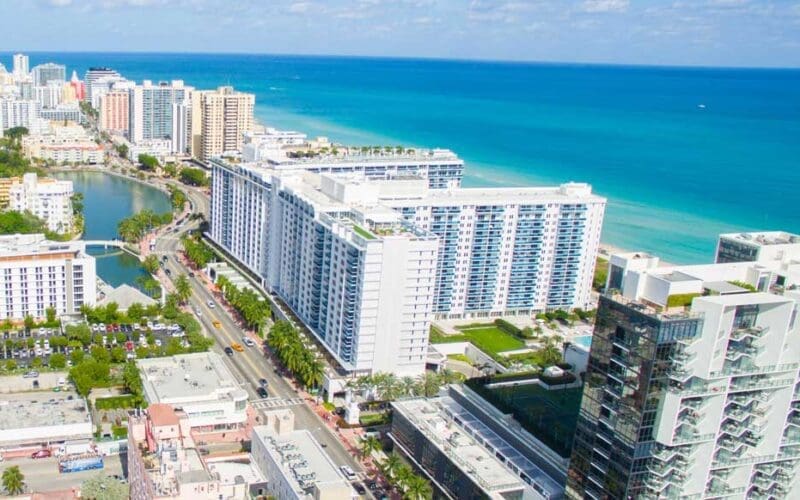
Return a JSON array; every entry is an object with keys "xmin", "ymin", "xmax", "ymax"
[
  {"xmin": 0, "ymin": 454, "xmax": 123, "ymax": 494},
  {"xmin": 152, "ymin": 187, "xmax": 364, "ymax": 474}
]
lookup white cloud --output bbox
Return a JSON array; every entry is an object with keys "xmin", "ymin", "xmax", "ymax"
[
  {"xmin": 288, "ymin": 2, "xmax": 311, "ymax": 14},
  {"xmin": 580, "ymin": 0, "xmax": 630, "ymax": 13},
  {"xmin": 48, "ymin": 0, "xmax": 73, "ymax": 6}
]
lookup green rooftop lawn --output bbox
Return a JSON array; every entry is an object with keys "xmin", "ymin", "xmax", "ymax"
[
  {"xmin": 352, "ymin": 225, "xmax": 376, "ymax": 240},
  {"xmin": 430, "ymin": 323, "xmax": 524, "ymax": 356}
]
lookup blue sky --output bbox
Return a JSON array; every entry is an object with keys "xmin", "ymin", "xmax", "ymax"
[{"xmin": 1, "ymin": 0, "xmax": 799, "ymax": 67}]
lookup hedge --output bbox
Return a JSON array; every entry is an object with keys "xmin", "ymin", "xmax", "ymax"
[{"xmin": 666, "ymin": 293, "xmax": 701, "ymax": 308}]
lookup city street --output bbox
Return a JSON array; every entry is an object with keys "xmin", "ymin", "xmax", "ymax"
[
  {"xmin": 151, "ymin": 187, "xmax": 366, "ymax": 475},
  {"xmin": 0, "ymin": 454, "xmax": 123, "ymax": 494}
]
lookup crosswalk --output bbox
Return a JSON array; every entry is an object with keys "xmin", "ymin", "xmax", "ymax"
[{"xmin": 251, "ymin": 397, "xmax": 305, "ymax": 409}]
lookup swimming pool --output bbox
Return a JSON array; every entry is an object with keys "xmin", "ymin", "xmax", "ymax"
[{"xmin": 573, "ymin": 335, "xmax": 593, "ymax": 349}]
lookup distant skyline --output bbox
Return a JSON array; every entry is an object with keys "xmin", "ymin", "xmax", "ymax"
[{"xmin": 1, "ymin": 1, "xmax": 800, "ymax": 68}]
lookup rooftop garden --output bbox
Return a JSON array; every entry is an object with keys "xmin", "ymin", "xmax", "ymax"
[{"xmin": 352, "ymin": 224, "xmax": 376, "ymax": 240}]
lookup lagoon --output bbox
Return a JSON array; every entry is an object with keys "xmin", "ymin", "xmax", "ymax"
[{"xmin": 53, "ymin": 171, "xmax": 171, "ymax": 289}]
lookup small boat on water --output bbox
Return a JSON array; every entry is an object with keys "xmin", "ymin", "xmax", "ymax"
[{"xmin": 698, "ymin": 104, "xmax": 706, "ymax": 109}]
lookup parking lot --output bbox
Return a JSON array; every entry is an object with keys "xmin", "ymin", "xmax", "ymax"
[{"xmin": 0, "ymin": 320, "xmax": 191, "ymax": 370}]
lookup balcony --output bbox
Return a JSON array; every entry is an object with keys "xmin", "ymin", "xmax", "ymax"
[{"xmin": 730, "ymin": 325, "xmax": 768, "ymax": 342}]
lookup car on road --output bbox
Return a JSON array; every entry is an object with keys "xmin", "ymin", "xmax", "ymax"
[
  {"xmin": 256, "ymin": 387, "xmax": 269, "ymax": 398},
  {"xmin": 242, "ymin": 336, "xmax": 255, "ymax": 347},
  {"xmin": 212, "ymin": 320, "xmax": 221, "ymax": 328},
  {"xmin": 194, "ymin": 307, "xmax": 203, "ymax": 316},
  {"xmin": 224, "ymin": 347, "xmax": 234, "ymax": 356},
  {"xmin": 353, "ymin": 482, "xmax": 367, "ymax": 496},
  {"xmin": 23, "ymin": 371, "xmax": 39, "ymax": 378},
  {"xmin": 231, "ymin": 343, "xmax": 244, "ymax": 352},
  {"xmin": 207, "ymin": 300, "xmax": 215, "ymax": 308},
  {"xmin": 31, "ymin": 449, "xmax": 51, "ymax": 459},
  {"xmin": 258, "ymin": 378, "xmax": 268, "ymax": 387},
  {"xmin": 165, "ymin": 268, "xmax": 172, "ymax": 276},
  {"xmin": 189, "ymin": 272, "xmax": 195, "ymax": 278},
  {"xmin": 340, "ymin": 465, "xmax": 357, "ymax": 481}
]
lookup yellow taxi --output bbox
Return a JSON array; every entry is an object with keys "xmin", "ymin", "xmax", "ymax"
[
  {"xmin": 231, "ymin": 343, "xmax": 244, "ymax": 352},
  {"xmin": 212, "ymin": 320, "xmax": 221, "ymax": 329}
]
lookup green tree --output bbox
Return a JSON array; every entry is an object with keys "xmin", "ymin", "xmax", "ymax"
[
  {"xmin": 360, "ymin": 435, "xmax": 382, "ymax": 460},
  {"xmin": 179, "ymin": 167, "xmax": 209, "ymax": 187},
  {"xmin": 175, "ymin": 274, "xmax": 192, "ymax": 304},
  {"xmin": 403, "ymin": 476, "xmax": 432, "ymax": 500},
  {"xmin": 49, "ymin": 353, "xmax": 67, "ymax": 369},
  {"xmin": 2, "ymin": 465, "xmax": 25, "ymax": 495},
  {"xmin": 163, "ymin": 163, "xmax": 178, "ymax": 178},
  {"xmin": 31, "ymin": 357, "xmax": 43, "ymax": 368},
  {"xmin": 127, "ymin": 302, "xmax": 145, "ymax": 321},
  {"xmin": 110, "ymin": 346, "xmax": 127, "ymax": 363},
  {"xmin": 45, "ymin": 307, "xmax": 57, "ymax": 324},
  {"xmin": 70, "ymin": 349, "xmax": 85, "ymax": 365},
  {"xmin": 115, "ymin": 143, "xmax": 128, "ymax": 158},
  {"xmin": 4, "ymin": 359, "xmax": 17, "ymax": 371},
  {"xmin": 143, "ymin": 254, "xmax": 160, "ymax": 274},
  {"xmin": 138, "ymin": 153, "xmax": 159, "ymax": 171},
  {"xmin": 70, "ymin": 358, "xmax": 111, "ymax": 396},
  {"xmin": 23, "ymin": 315, "xmax": 35, "ymax": 331}
]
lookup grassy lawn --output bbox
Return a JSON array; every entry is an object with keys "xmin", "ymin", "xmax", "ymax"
[
  {"xmin": 447, "ymin": 353, "xmax": 473, "ymax": 365},
  {"xmin": 359, "ymin": 412, "xmax": 389, "ymax": 426},
  {"xmin": 593, "ymin": 256, "xmax": 609, "ymax": 291},
  {"xmin": 352, "ymin": 224, "xmax": 375, "ymax": 240},
  {"xmin": 430, "ymin": 324, "xmax": 524, "ymax": 357}
]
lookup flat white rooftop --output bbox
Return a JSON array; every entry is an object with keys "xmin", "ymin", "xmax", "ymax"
[
  {"xmin": 392, "ymin": 397, "xmax": 561, "ymax": 497},
  {"xmin": 0, "ymin": 233, "xmax": 87, "ymax": 259},
  {"xmin": 720, "ymin": 231, "xmax": 800, "ymax": 246},
  {"xmin": 253, "ymin": 425, "xmax": 350, "ymax": 493},
  {"xmin": 137, "ymin": 352, "xmax": 247, "ymax": 405},
  {"xmin": 0, "ymin": 391, "xmax": 91, "ymax": 444}
]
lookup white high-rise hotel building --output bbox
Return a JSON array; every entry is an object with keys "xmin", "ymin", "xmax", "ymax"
[
  {"xmin": 8, "ymin": 173, "xmax": 74, "ymax": 234},
  {"xmin": 568, "ymin": 232, "xmax": 800, "ymax": 499},
  {"xmin": 210, "ymin": 148, "xmax": 605, "ymax": 375},
  {"xmin": 0, "ymin": 234, "xmax": 96, "ymax": 320}
]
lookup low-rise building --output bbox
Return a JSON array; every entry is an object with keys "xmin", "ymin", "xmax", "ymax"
[
  {"xmin": 0, "ymin": 391, "xmax": 92, "ymax": 451},
  {"xmin": 8, "ymin": 173, "xmax": 75, "ymax": 233},
  {"xmin": 250, "ymin": 409, "xmax": 353, "ymax": 500},
  {"xmin": 390, "ymin": 385, "xmax": 565, "ymax": 500},
  {"xmin": 22, "ymin": 123, "xmax": 103, "ymax": 165},
  {"xmin": 0, "ymin": 233, "xmax": 96, "ymax": 320},
  {"xmin": 716, "ymin": 230, "xmax": 800, "ymax": 264},
  {"xmin": 137, "ymin": 353, "xmax": 249, "ymax": 434},
  {"xmin": 128, "ymin": 404, "xmax": 254, "ymax": 500}
]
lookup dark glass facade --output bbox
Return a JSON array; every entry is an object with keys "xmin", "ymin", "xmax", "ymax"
[{"xmin": 566, "ymin": 295, "xmax": 701, "ymax": 499}]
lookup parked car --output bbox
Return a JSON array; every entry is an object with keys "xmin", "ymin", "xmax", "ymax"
[
  {"xmin": 353, "ymin": 483, "xmax": 366, "ymax": 495},
  {"xmin": 23, "ymin": 371, "xmax": 39, "ymax": 378},
  {"xmin": 31, "ymin": 449, "xmax": 51, "ymax": 459}
]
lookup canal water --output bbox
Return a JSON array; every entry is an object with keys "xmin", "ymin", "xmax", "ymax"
[{"xmin": 53, "ymin": 171, "xmax": 172, "ymax": 289}]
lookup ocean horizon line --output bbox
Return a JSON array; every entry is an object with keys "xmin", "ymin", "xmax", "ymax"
[{"xmin": 3, "ymin": 49, "xmax": 800, "ymax": 72}]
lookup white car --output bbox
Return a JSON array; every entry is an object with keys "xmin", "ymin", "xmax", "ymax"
[
  {"xmin": 339, "ymin": 465, "xmax": 357, "ymax": 481},
  {"xmin": 207, "ymin": 301, "xmax": 215, "ymax": 309},
  {"xmin": 242, "ymin": 337, "xmax": 255, "ymax": 347},
  {"xmin": 154, "ymin": 339, "xmax": 162, "ymax": 347}
]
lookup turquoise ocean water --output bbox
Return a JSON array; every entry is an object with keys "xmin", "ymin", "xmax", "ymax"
[{"xmin": 12, "ymin": 52, "xmax": 800, "ymax": 263}]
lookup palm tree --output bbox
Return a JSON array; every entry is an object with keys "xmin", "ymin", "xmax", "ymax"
[
  {"xmin": 2, "ymin": 465, "xmax": 25, "ymax": 495},
  {"xmin": 418, "ymin": 371, "xmax": 442, "ymax": 397},
  {"xmin": 300, "ymin": 356, "xmax": 325, "ymax": 390},
  {"xmin": 399, "ymin": 376, "xmax": 417, "ymax": 398},
  {"xmin": 394, "ymin": 463, "xmax": 414, "ymax": 490},
  {"xmin": 175, "ymin": 274, "xmax": 191, "ymax": 304},
  {"xmin": 403, "ymin": 476, "xmax": 432, "ymax": 500},
  {"xmin": 360, "ymin": 435, "xmax": 382, "ymax": 460},
  {"xmin": 380, "ymin": 453, "xmax": 403, "ymax": 480}
]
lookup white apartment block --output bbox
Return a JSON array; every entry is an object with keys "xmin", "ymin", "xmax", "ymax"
[
  {"xmin": 0, "ymin": 98, "xmax": 39, "ymax": 132},
  {"xmin": 211, "ymin": 158, "xmax": 605, "ymax": 373},
  {"xmin": 0, "ymin": 234, "xmax": 96, "ymax": 320},
  {"xmin": 8, "ymin": 173, "xmax": 75, "ymax": 233},
  {"xmin": 211, "ymin": 160, "xmax": 439, "ymax": 376},
  {"xmin": 716, "ymin": 231, "xmax": 800, "ymax": 265},
  {"xmin": 251, "ymin": 410, "xmax": 353, "ymax": 500},
  {"xmin": 31, "ymin": 62, "xmax": 66, "ymax": 87},
  {"xmin": 12, "ymin": 54, "xmax": 29, "ymax": 80},
  {"xmin": 34, "ymin": 80, "xmax": 64, "ymax": 109},
  {"xmin": 568, "ymin": 244, "xmax": 800, "ymax": 499},
  {"xmin": 249, "ymin": 144, "xmax": 464, "ymax": 189},
  {"xmin": 83, "ymin": 67, "xmax": 121, "ymax": 105}
]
